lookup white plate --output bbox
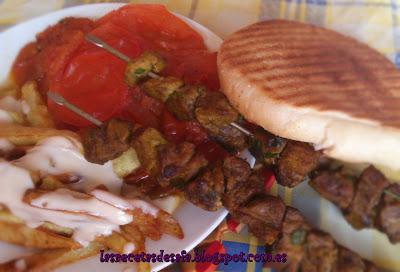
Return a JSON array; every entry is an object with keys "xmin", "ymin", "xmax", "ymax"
[{"xmin": 0, "ymin": 3, "xmax": 227, "ymax": 272}]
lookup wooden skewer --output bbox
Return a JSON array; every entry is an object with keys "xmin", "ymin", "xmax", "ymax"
[
  {"xmin": 85, "ymin": 34, "xmax": 253, "ymax": 137},
  {"xmin": 48, "ymin": 92, "xmax": 103, "ymax": 127}
]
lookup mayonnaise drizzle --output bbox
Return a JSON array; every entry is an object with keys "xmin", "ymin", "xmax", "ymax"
[
  {"xmin": 15, "ymin": 136, "xmax": 122, "ymax": 193},
  {"xmin": 91, "ymin": 189, "xmax": 159, "ymax": 217},
  {"xmin": 0, "ymin": 162, "xmax": 127, "ymax": 246},
  {"xmin": 0, "ymin": 162, "xmax": 161, "ymax": 246}
]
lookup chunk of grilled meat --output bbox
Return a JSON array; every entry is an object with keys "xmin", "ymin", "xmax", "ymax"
[
  {"xmin": 157, "ymin": 142, "xmax": 208, "ymax": 188},
  {"xmin": 335, "ymin": 246, "xmax": 366, "ymax": 272},
  {"xmin": 222, "ymin": 156, "xmax": 259, "ymax": 211},
  {"xmin": 184, "ymin": 162, "xmax": 224, "ymax": 211},
  {"xmin": 142, "ymin": 76, "xmax": 184, "ymax": 102},
  {"xmin": 195, "ymin": 92, "xmax": 247, "ymax": 150},
  {"xmin": 132, "ymin": 127, "xmax": 167, "ymax": 176},
  {"xmin": 276, "ymin": 141, "xmax": 321, "ymax": 187},
  {"xmin": 301, "ymin": 231, "xmax": 338, "ymax": 272},
  {"xmin": 81, "ymin": 119, "xmax": 132, "ymax": 164},
  {"xmin": 249, "ymin": 128, "xmax": 287, "ymax": 165},
  {"xmin": 346, "ymin": 166, "xmax": 389, "ymax": 229},
  {"xmin": 166, "ymin": 85, "xmax": 205, "ymax": 121},
  {"xmin": 235, "ymin": 195, "xmax": 286, "ymax": 245},
  {"xmin": 310, "ymin": 170, "xmax": 355, "ymax": 209},
  {"xmin": 377, "ymin": 183, "xmax": 400, "ymax": 243},
  {"xmin": 275, "ymin": 207, "xmax": 311, "ymax": 272}
]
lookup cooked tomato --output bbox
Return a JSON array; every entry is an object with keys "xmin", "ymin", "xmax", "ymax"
[
  {"xmin": 12, "ymin": 4, "xmax": 219, "ymax": 129},
  {"xmin": 118, "ymin": 86, "xmax": 164, "ymax": 129},
  {"xmin": 96, "ymin": 4, "xmax": 205, "ymax": 51},
  {"xmin": 48, "ymin": 47, "xmax": 129, "ymax": 126},
  {"xmin": 12, "ymin": 18, "xmax": 94, "ymax": 95}
]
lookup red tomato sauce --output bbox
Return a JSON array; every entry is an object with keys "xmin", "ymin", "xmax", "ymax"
[{"xmin": 11, "ymin": 4, "xmax": 219, "ymax": 133}]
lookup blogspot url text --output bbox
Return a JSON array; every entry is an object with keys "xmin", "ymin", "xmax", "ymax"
[{"xmin": 99, "ymin": 250, "xmax": 287, "ymax": 265}]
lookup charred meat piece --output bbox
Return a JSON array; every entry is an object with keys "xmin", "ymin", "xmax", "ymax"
[
  {"xmin": 142, "ymin": 76, "xmax": 184, "ymax": 102},
  {"xmin": 301, "ymin": 231, "xmax": 338, "ymax": 272},
  {"xmin": 249, "ymin": 128, "xmax": 287, "ymax": 165},
  {"xmin": 346, "ymin": 166, "xmax": 389, "ymax": 229},
  {"xmin": 157, "ymin": 142, "xmax": 208, "ymax": 188},
  {"xmin": 222, "ymin": 156, "xmax": 259, "ymax": 211},
  {"xmin": 132, "ymin": 127, "xmax": 167, "ymax": 176},
  {"xmin": 195, "ymin": 92, "xmax": 247, "ymax": 150},
  {"xmin": 335, "ymin": 246, "xmax": 365, "ymax": 272},
  {"xmin": 275, "ymin": 207, "xmax": 311, "ymax": 272},
  {"xmin": 125, "ymin": 51, "xmax": 166, "ymax": 86},
  {"xmin": 166, "ymin": 85, "xmax": 205, "ymax": 121},
  {"xmin": 235, "ymin": 195, "xmax": 286, "ymax": 244},
  {"xmin": 276, "ymin": 141, "xmax": 321, "ymax": 188},
  {"xmin": 310, "ymin": 171, "xmax": 355, "ymax": 209},
  {"xmin": 184, "ymin": 162, "xmax": 224, "ymax": 211},
  {"xmin": 377, "ymin": 183, "xmax": 400, "ymax": 243},
  {"xmin": 81, "ymin": 119, "xmax": 132, "ymax": 164}
]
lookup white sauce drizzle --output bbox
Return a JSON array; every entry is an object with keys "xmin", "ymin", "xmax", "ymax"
[
  {"xmin": 15, "ymin": 136, "xmax": 122, "ymax": 193},
  {"xmin": 91, "ymin": 189, "xmax": 159, "ymax": 217},
  {"xmin": 0, "ymin": 162, "xmax": 124, "ymax": 245},
  {"xmin": 0, "ymin": 162, "xmax": 160, "ymax": 246}
]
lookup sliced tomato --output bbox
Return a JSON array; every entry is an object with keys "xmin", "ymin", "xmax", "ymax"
[
  {"xmin": 49, "ymin": 48, "xmax": 129, "ymax": 127},
  {"xmin": 12, "ymin": 18, "xmax": 94, "ymax": 95},
  {"xmin": 96, "ymin": 4, "xmax": 205, "ymax": 51}
]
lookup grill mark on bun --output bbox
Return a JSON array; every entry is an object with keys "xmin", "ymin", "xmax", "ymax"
[{"xmin": 219, "ymin": 20, "xmax": 400, "ymax": 129}]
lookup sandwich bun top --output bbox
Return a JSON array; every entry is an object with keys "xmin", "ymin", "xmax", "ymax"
[{"xmin": 218, "ymin": 19, "xmax": 400, "ymax": 180}]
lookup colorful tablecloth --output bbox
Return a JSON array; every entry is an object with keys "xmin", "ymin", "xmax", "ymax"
[{"xmin": 1, "ymin": 1, "xmax": 400, "ymax": 271}]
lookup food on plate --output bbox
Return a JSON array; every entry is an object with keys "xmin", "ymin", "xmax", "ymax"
[{"xmin": 219, "ymin": 19, "xmax": 400, "ymax": 246}]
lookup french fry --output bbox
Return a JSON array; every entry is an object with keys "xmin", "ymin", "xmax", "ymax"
[
  {"xmin": 38, "ymin": 222, "xmax": 73, "ymax": 238},
  {"xmin": 98, "ymin": 231, "xmax": 129, "ymax": 254},
  {"xmin": 0, "ymin": 221, "xmax": 78, "ymax": 249},
  {"xmin": 120, "ymin": 224, "xmax": 146, "ymax": 253},
  {"xmin": 156, "ymin": 209, "xmax": 184, "ymax": 239},
  {"xmin": 0, "ymin": 241, "xmax": 103, "ymax": 272},
  {"xmin": 0, "ymin": 124, "xmax": 80, "ymax": 146},
  {"xmin": 21, "ymin": 81, "xmax": 54, "ymax": 128},
  {"xmin": 129, "ymin": 208, "xmax": 184, "ymax": 241},
  {"xmin": 0, "ymin": 210, "xmax": 23, "ymax": 224},
  {"xmin": 0, "ymin": 209, "xmax": 73, "ymax": 238},
  {"xmin": 38, "ymin": 176, "xmax": 67, "ymax": 191},
  {"xmin": 0, "ymin": 84, "xmax": 18, "ymax": 99}
]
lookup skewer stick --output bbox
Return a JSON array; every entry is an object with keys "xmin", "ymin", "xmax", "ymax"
[
  {"xmin": 230, "ymin": 122, "xmax": 252, "ymax": 136},
  {"xmin": 85, "ymin": 34, "xmax": 159, "ymax": 79},
  {"xmin": 48, "ymin": 92, "xmax": 103, "ymax": 127},
  {"xmin": 85, "ymin": 34, "xmax": 252, "ymax": 136}
]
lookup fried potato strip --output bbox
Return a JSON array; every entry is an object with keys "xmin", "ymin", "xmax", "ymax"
[
  {"xmin": 0, "ymin": 241, "xmax": 103, "ymax": 272},
  {"xmin": 0, "ymin": 124, "xmax": 80, "ymax": 146},
  {"xmin": 20, "ymin": 81, "xmax": 54, "ymax": 128}
]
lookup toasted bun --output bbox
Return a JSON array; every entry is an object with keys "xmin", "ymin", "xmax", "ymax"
[{"xmin": 218, "ymin": 20, "xmax": 400, "ymax": 179}]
